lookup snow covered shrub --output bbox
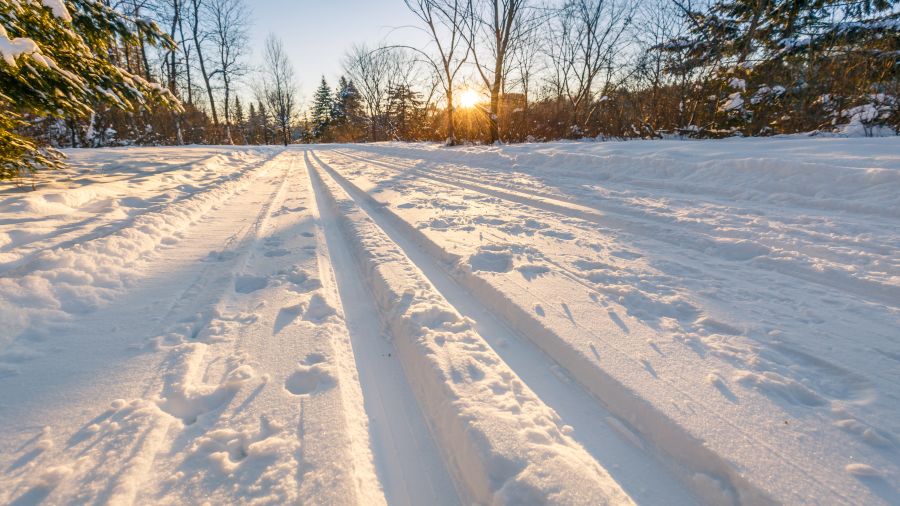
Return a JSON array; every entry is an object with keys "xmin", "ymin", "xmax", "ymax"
[{"xmin": 835, "ymin": 94, "xmax": 899, "ymax": 137}]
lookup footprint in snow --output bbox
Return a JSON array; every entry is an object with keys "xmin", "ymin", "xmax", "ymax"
[
  {"xmin": 469, "ymin": 249, "xmax": 513, "ymax": 273},
  {"xmin": 234, "ymin": 275, "xmax": 268, "ymax": 294},
  {"xmin": 517, "ymin": 264, "xmax": 550, "ymax": 281},
  {"xmin": 302, "ymin": 294, "xmax": 336, "ymax": 323},
  {"xmin": 285, "ymin": 360, "xmax": 334, "ymax": 396}
]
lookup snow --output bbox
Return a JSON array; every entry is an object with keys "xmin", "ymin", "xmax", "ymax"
[
  {"xmin": 42, "ymin": 0, "xmax": 72, "ymax": 22},
  {"xmin": 721, "ymin": 92, "xmax": 744, "ymax": 112},
  {"xmin": 1, "ymin": 138, "xmax": 899, "ymax": 504},
  {"xmin": 0, "ymin": 24, "xmax": 39, "ymax": 67},
  {"xmin": 728, "ymin": 78, "xmax": 746, "ymax": 90}
]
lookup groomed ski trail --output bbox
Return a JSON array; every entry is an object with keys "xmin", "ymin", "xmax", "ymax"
[{"xmin": 2, "ymin": 140, "xmax": 897, "ymax": 505}]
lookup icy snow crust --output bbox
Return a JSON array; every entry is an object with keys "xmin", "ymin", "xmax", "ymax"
[{"xmin": 0, "ymin": 138, "xmax": 898, "ymax": 504}]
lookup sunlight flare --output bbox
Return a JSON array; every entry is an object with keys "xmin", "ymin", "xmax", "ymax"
[{"xmin": 458, "ymin": 89, "xmax": 481, "ymax": 109}]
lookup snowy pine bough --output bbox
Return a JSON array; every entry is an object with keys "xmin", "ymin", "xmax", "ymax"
[{"xmin": 0, "ymin": 0, "xmax": 178, "ymax": 181}]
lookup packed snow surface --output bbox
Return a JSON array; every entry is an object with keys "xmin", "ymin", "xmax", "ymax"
[{"xmin": 0, "ymin": 138, "xmax": 898, "ymax": 505}]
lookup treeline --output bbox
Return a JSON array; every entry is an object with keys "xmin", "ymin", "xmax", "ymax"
[
  {"xmin": 187, "ymin": 0, "xmax": 900, "ymax": 145},
  {"xmin": 1, "ymin": 0, "xmax": 898, "ymax": 181},
  {"xmin": 333, "ymin": 0, "xmax": 899, "ymax": 143}
]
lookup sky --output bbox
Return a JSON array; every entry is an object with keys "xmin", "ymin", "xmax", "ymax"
[{"xmin": 247, "ymin": 0, "xmax": 427, "ymax": 101}]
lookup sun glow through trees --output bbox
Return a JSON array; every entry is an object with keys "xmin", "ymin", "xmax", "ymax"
[{"xmin": 458, "ymin": 89, "xmax": 481, "ymax": 109}]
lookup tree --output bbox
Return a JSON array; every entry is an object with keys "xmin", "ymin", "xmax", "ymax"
[
  {"xmin": 343, "ymin": 44, "xmax": 407, "ymax": 142},
  {"xmin": 156, "ymin": 0, "xmax": 187, "ymax": 143},
  {"xmin": 208, "ymin": 0, "xmax": 250, "ymax": 144},
  {"xmin": 386, "ymin": 84, "xmax": 424, "ymax": 140},
  {"xmin": 508, "ymin": 7, "xmax": 542, "ymax": 140},
  {"xmin": 404, "ymin": 0, "xmax": 471, "ymax": 145},
  {"xmin": 664, "ymin": 0, "xmax": 899, "ymax": 135},
  {"xmin": 233, "ymin": 95, "xmax": 245, "ymax": 143},
  {"xmin": 548, "ymin": 0, "xmax": 635, "ymax": 137},
  {"xmin": 261, "ymin": 35, "xmax": 297, "ymax": 146},
  {"xmin": 0, "ymin": 0, "xmax": 179, "ymax": 181},
  {"xmin": 311, "ymin": 76, "xmax": 333, "ymax": 141},
  {"xmin": 188, "ymin": 0, "xmax": 218, "ymax": 129},
  {"xmin": 465, "ymin": 0, "xmax": 529, "ymax": 143},
  {"xmin": 331, "ymin": 76, "xmax": 366, "ymax": 141}
]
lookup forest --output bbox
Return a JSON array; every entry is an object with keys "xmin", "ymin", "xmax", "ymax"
[{"xmin": 0, "ymin": 0, "xmax": 898, "ymax": 180}]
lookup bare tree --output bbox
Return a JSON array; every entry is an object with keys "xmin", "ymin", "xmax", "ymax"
[
  {"xmin": 188, "ymin": 0, "xmax": 219, "ymax": 128},
  {"xmin": 176, "ymin": 5, "xmax": 194, "ymax": 106},
  {"xmin": 261, "ymin": 35, "xmax": 297, "ymax": 146},
  {"xmin": 547, "ymin": 0, "xmax": 634, "ymax": 136},
  {"xmin": 509, "ymin": 7, "xmax": 543, "ymax": 139},
  {"xmin": 343, "ymin": 45, "xmax": 417, "ymax": 142},
  {"xmin": 344, "ymin": 45, "xmax": 392, "ymax": 142},
  {"xmin": 208, "ymin": 0, "xmax": 250, "ymax": 144},
  {"xmin": 465, "ymin": 0, "xmax": 530, "ymax": 143},
  {"xmin": 128, "ymin": 0, "xmax": 154, "ymax": 80},
  {"xmin": 155, "ymin": 0, "xmax": 186, "ymax": 144},
  {"xmin": 629, "ymin": 0, "xmax": 685, "ymax": 134},
  {"xmin": 404, "ymin": 0, "xmax": 470, "ymax": 145}
]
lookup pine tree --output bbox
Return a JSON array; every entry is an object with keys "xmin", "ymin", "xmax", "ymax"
[
  {"xmin": 247, "ymin": 101, "xmax": 258, "ymax": 144},
  {"xmin": 331, "ymin": 76, "xmax": 366, "ymax": 142},
  {"xmin": 256, "ymin": 100, "xmax": 271, "ymax": 144},
  {"xmin": 0, "ymin": 0, "xmax": 180, "ymax": 181},
  {"xmin": 330, "ymin": 78, "xmax": 348, "ymax": 126},
  {"xmin": 386, "ymin": 84, "xmax": 424, "ymax": 141},
  {"xmin": 310, "ymin": 76, "xmax": 333, "ymax": 142},
  {"xmin": 233, "ymin": 96, "xmax": 245, "ymax": 144},
  {"xmin": 663, "ymin": 0, "xmax": 899, "ymax": 135}
]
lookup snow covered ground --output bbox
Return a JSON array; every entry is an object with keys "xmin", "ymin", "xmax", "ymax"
[{"xmin": 0, "ymin": 138, "xmax": 898, "ymax": 505}]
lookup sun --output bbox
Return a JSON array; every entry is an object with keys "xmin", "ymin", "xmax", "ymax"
[{"xmin": 458, "ymin": 89, "xmax": 480, "ymax": 109}]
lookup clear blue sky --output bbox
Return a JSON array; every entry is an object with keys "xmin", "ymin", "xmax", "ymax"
[{"xmin": 247, "ymin": 0, "xmax": 425, "ymax": 101}]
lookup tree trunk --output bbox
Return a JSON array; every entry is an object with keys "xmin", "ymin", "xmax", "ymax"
[
  {"xmin": 191, "ymin": 0, "xmax": 219, "ymax": 129},
  {"xmin": 446, "ymin": 88, "xmax": 457, "ymax": 145},
  {"xmin": 178, "ymin": 16, "xmax": 193, "ymax": 105},
  {"xmin": 489, "ymin": 81, "xmax": 501, "ymax": 143}
]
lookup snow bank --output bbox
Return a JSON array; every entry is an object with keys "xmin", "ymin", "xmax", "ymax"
[{"xmin": 373, "ymin": 137, "xmax": 900, "ymax": 217}]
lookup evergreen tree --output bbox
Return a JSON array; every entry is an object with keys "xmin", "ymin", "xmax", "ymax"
[
  {"xmin": 257, "ymin": 101, "xmax": 270, "ymax": 144},
  {"xmin": 0, "ymin": 0, "xmax": 179, "ymax": 180},
  {"xmin": 663, "ymin": 0, "xmax": 899, "ymax": 134},
  {"xmin": 247, "ymin": 101, "xmax": 258, "ymax": 144},
  {"xmin": 310, "ymin": 76, "xmax": 333, "ymax": 141},
  {"xmin": 386, "ymin": 84, "xmax": 424, "ymax": 141},
  {"xmin": 233, "ymin": 95, "xmax": 245, "ymax": 144},
  {"xmin": 298, "ymin": 112, "xmax": 314, "ymax": 144},
  {"xmin": 331, "ymin": 76, "xmax": 366, "ymax": 142}
]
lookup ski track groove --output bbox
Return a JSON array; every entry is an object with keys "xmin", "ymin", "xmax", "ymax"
[{"xmin": 303, "ymin": 150, "xmax": 461, "ymax": 506}]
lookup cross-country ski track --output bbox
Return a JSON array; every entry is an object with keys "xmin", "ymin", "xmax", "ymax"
[{"xmin": 1, "ymin": 139, "xmax": 898, "ymax": 505}]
